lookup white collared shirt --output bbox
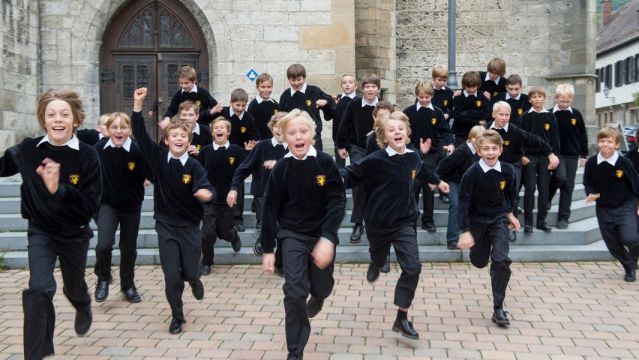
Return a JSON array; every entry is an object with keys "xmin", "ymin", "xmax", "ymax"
[
  {"xmin": 597, "ymin": 151, "xmax": 619, "ymax": 166},
  {"xmin": 416, "ymin": 102, "xmax": 435, "ymax": 112},
  {"xmin": 193, "ymin": 123, "xmax": 201, "ymax": 135},
  {"xmin": 478, "ymin": 158, "xmax": 502, "ymax": 173},
  {"xmin": 485, "ymin": 72, "xmax": 501, "ymax": 85},
  {"xmin": 528, "ymin": 107, "xmax": 549, "ymax": 113},
  {"xmin": 463, "ymin": 90, "xmax": 477, "ymax": 98},
  {"xmin": 361, "ymin": 97, "xmax": 379, "ymax": 107},
  {"xmin": 37, "ymin": 134, "xmax": 80, "ymax": 150},
  {"xmin": 213, "ymin": 141, "xmax": 230, "ymax": 151},
  {"xmin": 341, "ymin": 92, "xmax": 356, "ymax": 99},
  {"xmin": 229, "ymin": 107, "xmax": 244, "ymax": 120},
  {"xmin": 256, "ymin": 95, "xmax": 274, "ymax": 104},
  {"xmin": 385, "ymin": 146, "xmax": 414, "ymax": 157},
  {"xmin": 166, "ymin": 151, "xmax": 189, "ymax": 166},
  {"xmin": 182, "ymin": 84, "xmax": 198, "ymax": 94},
  {"xmin": 467, "ymin": 141, "xmax": 477, "ymax": 155},
  {"xmin": 505, "ymin": 93, "xmax": 521, "ymax": 101},
  {"xmin": 290, "ymin": 83, "xmax": 308, "ymax": 96},
  {"xmin": 284, "ymin": 145, "xmax": 317, "ymax": 160},
  {"xmin": 270, "ymin": 137, "xmax": 288, "ymax": 149},
  {"xmin": 104, "ymin": 137, "xmax": 132, "ymax": 152},
  {"xmin": 489, "ymin": 122, "xmax": 509, "ymax": 132},
  {"xmin": 552, "ymin": 104, "xmax": 573, "ymax": 113}
]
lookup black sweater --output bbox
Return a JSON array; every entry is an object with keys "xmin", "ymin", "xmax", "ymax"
[
  {"xmin": 451, "ymin": 92, "xmax": 490, "ymax": 139},
  {"xmin": 164, "ymin": 86, "xmax": 218, "ymax": 125},
  {"xmin": 458, "ymin": 161, "xmax": 517, "ymax": 231},
  {"xmin": 404, "ymin": 104, "xmax": 453, "ymax": 153},
  {"xmin": 435, "ymin": 142, "xmax": 479, "ymax": 183},
  {"xmin": 77, "ymin": 129, "xmax": 104, "ymax": 146},
  {"xmin": 337, "ymin": 97, "xmax": 375, "ymax": 149},
  {"xmin": 433, "ymin": 87, "xmax": 454, "ymax": 118},
  {"xmin": 198, "ymin": 143, "xmax": 245, "ymax": 205},
  {"xmin": 516, "ymin": 110, "xmax": 560, "ymax": 155},
  {"xmin": 553, "ymin": 108, "xmax": 588, "ymax": 158},
  {"xmin": 247, "ymin": 98, "xmax": 279, "ymax": 140},
  {"xmin": 489, "ymin": 92, "xmax": 530, "ymax": 123},
  {"xmin": 94, "ymin": 139, "xmax": 147, "ymax": 210},
  {"xmin": 626, "ymin": 149, "xmax": 639, "ymax": 173},
  {"xmin": 213, "ymin": 107, "xmax": 260, "ymax": 147},
  {"xmin": 479, "ymin": 72, "xmax": 507, "ymax": 99},
  {"xmin": 159, "ymin": 124, "xmax": 212, "ymax": 156},
  {"xmin": 488, "ymin": 122, "xmax": 552, "ymax": 164},
  {"xmin": 231, "ymin": 139, "xmax": 288, "ymax": 196},
  {"xmin": 0, "ymin": 137, "xmax": 102, "ymax": 236},
  {"xmin": 333, "ymin": 94, "xmax": 355, "ymax": 142},
  {"xmin": 132, "ymin": 111, "xmax": 212, "ymax": 227},
  {"xmin": 343, "ymin": 149, "xmax": 440, "ymax": 234},
  {"xmin": 279, "ymin": 85, "xmax": 335, "ymax": 133},
  {"xmin": 584, "ymin": 154, "xmax": 639, "ymax": 208},
  {"xmin": 259, "ymin": 151, "xmax": 345, "ymax": 253}
]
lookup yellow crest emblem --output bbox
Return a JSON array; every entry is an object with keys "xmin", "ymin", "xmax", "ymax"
[
  {"xmin": 616, "ymin": 169, "xmax": 624, "ymax": 178},
  {"xmin": 499, "ymin": 180, "xmax": 506, "ymax": 190},
  {"xmin": 431, "ymin": 118, "xmax": 437, "ymax": 125},
  {"xmin": 241, "ymin": 126, "xmax": 247, "ymax": 134},
  {"xmin": 571, "ymin": 118, "xmax": 577, "ymax": 126},
  {"xmin": 68, "ymin": 174, "xmax": 80, "ymax": 185},
  {"xmin": 229, "ymin": 156, "xmax": 235, "ymax": 166},
  {"xmin": 305, "ymin": 99, "xmax": 312, "ymax": 107},
  {"xmin": 411, "ymin": 170, "xmax": 416, "ymax": 179},
  {"xmin": 316, "ymin": 175, "xmax": 326, "ymax": 186},
  {"xmin": 517, "ymin": 108, "xmax": 523, "ymax": 116},
  {"xmin": 127, "ymin": 162, "xmax": 136, "ymax": 171},
  {"xmin": 182, "ymin": 174, "xmax": 192, "ymax": 184},
  {"xmin": 544, "ymin": 123, "xmax": 550, "ymax": 131},
  {"xmin": 493, "ymin": 91, "xmax": 498, "ymax": 97},
  {"xmin": 503, "ymin": 140, "xmax": 510, "ymax": 146},
  {"xmin": 195, "ymin": 100, "xmax": 202, "ymax": 107},
  {"xmin": 443, "ymin": 99, "xmax": 448, "ymax": 106},
  {"xmin": 196, "ymin": 144, "xmax": 201, "ymax": 151},
  {"xmin": 475, "ymin": 100, "xmax": 482, "ymax": 108}
]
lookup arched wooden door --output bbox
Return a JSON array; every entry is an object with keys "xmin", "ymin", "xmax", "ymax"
[{"xmin": 100, "ymin": 0, "xmax": 210, "ymax": 140}]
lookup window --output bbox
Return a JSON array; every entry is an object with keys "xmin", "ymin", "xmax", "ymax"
[
  {"xmin": 615, "ymin": 61, "xmax": 624, "ymax": 87},
  {"xmin": 596, "ymin": 68, "xmax": 601, "ymax": 92},
  {"xmin": 605, "ymin": 64, "xmax": 613, "ymax": 89},
  {"xmin": 625, "ymin": 57, "xmax": 635, "ymax": 85}
]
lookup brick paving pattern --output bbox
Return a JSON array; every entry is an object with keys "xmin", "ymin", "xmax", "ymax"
[{"xmin": 1, "ymin": 262, "xmax": 638, "ymax": 359}]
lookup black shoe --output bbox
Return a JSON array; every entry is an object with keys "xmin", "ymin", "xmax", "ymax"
[
  {"xmin": 350, "ymin": 224, "xmax": 363, "ymax": 243},
  {"xmin": 439, "ymin": 194, "xmax": 450, "ymax": 204},
  {"xmin": 190, "ymin": 279, "xmax": 204, "ymax": 300},
  {"xmin": 447, "ymin": 241, "xmax": 458, "ymax": 250},
  {"xmin": 235, "ymin": 223, "xmax": 245, "ymax": 232},
  {"xmin": 169, "ymin": 317, "xmax": 183, "ymax": 334},
  {"xmin": 508, "ymin": 230, "xmax": 517, "ymax": 243},
  {"xmin": 94, "ymin": 280, "xmax": 109, "ymax": 303},
  {"xmin": 253, "ymin": 241, "xmax": 263, "ymax": 256},
  {"xmin": 492, "ymin": 308, "xmax": 510, "ymax": 327},
  {"xmin": 366, "ymin": 262, "xmax": 380, "ymax": 282},
  {"xmin": 536, "ymin": 223, "xmax": 552, "ymax": 232},
  {"xmin": 557, "ymin": 220, "xmax": 569, "ymax": 229},
  {"xmin": 381, "ymin": 255, "xmax": 391, "ymax": 273},
  {"xmin": 625, "ymin": 269, "xmax": 636, "ymax": 282},
  {"xmin": 421, "ymin": 222, "xmax": 436, "ymax": 232},
  {"xmin": 74, "ymin": 306, "xmax": 92, "ymax": 336},
  {"xmin": 231, "ymin": 239, "xmax": 242, "ymax": 253},
  {"xmin": 122, "ymin": 287, "xmax": 141, "ymax": 303},
  {"xmin": 306, "ymin": 297, "xmax": 324, "ymax": 318},
  {"xmin": 274, "ymin": 266, "xmax": 285, "ymax": 277},
  {"xmin": 200, "ymin": 264, "xmax": 212, "ymax": 276},
  {"xmin": 524, "ymin": 225, "xmax": 533, "ymax": 234},
  {"xmin": 392, "ymin": 319, "xmax": 419, "ymax": 339}
]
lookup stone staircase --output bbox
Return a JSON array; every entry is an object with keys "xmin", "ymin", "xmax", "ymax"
[{"xmin": 0, "ymin": 170, "xmax": 611, "ymax": 268}]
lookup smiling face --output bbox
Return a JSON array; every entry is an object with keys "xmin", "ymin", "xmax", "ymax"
[
  {"xmin": 362, "ymin": 83, "xmax": 379, "ymax": 102},
  {"xmin": 106, "ymin": 116, "xmax": 131, "ymax": 147},
  {"xmin": 257, "ymin": 80, "xmax": 273, "ymax": 100},
  {"xmin": 164, "ymin": 127, "xmax": 190, "ymax": 157},
  {"xmin": 492, "ymin": 105, "xmax": 511, "ymax": 128},
  {"xmin": 288, "ymin": 76, "xmax": 305, "ymax": 92},
  {"xmin": 598, "ymin": 136, "xmax": 619, "ymax": 159},
  {"xmin": 231, "ymin": 101, "xmax": 247, "ymax": 117},
  {"xmin": 44, "ymin": 99, "xmax": 77, "ymax": 146},
  {"xmin": 417, "ymin": 91, "xmax": 432, "ymax": 107},
  {"xmin": 284, "ymin": 116, "xmax": 314, "ymax": 159},
  {"xmin": 477, "ymin": 139, "xmax": 503, "ymax": 167},
  {"xmin": 179, "ymin": 107, "xmax": 198, "ymax": 130},
  {"xmin": 529, "ymin": 93, "xmax": 545, "ymax": 110},
  {"xmin": 211, "ymin": 120, "xmax": 231, "ymax": 145},
  {"xmin": 383, "ymin": 118, "xmax": 409, "ymax": 153}
]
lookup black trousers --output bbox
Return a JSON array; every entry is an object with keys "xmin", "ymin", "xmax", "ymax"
[
  {"xmin": 468, "ymin": 216, "xmax": 512, "ymax": 309},
  {"xmin": 508, "ymin": 161, "xmax": 523, "ymax": 218},
  {"xmin": 233, "ymin": 186, "xmax": 245, "ymax": 225},
  {"xmin": 523, "ymin": 154, "xmax": 550, "ymax": 226},
  {"xmin": 333, "ymin": 146, "xmax": 346, "ymax": 169},
  {"xmin": 368, "ymin": 224, "xmax": 422, "ymax": 308},
  {"xmin": 596, "ymin": 200, "xmax": 639, "ymax": 272},
  {"xmin": 281, "ymin": 235, "xmax": 335, "ymax": 358},
  {"xmin": 156, "ymin": 221, "xmax": 201, "ymax": 322},
  {"xmin": 94, "ymin": 203, "xmax": 141, "ymax": 290},
  {"xmin": 255, "ymin": 195, "xmax": 265, "ymax": 228},
  {"xmin": 314, "ymin": 132, "xmax": 323, "ymax": 153},
  {"xmin": 348, "ymin": 145, "xmax": 366, "ymax": 224},
  {"xmin": 415, "ymin": 152, "xmax": 441, "ymax": 225},
  {"xmin": 549, "ymin": 156, "xmax": 578, "ymax": 222},
  {"xmin": 24, "ymin": 223, "xmax": 92, "ymax": 359},
  {"xmin": 201, "ymin": 203, "xmax": 240, "ymax": 265}
]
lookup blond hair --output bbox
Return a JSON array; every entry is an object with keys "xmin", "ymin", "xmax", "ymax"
[
  {"xmin": 554, "ymin": 84, "xmax": 575, "ymax": 98},
  {"xmin": 278, "ymin": 109, "xmax": 316, "ymax": 140},
  {"xmin": 105, "ymin": 112, "xmax": 131, "ymax": 128},
  {"xmin": 477, "ymin": 129, "xmax": 503, "ymax": 148},
  {"xmin": 415, "ymin": 80, "xmax": 434, "ymax": 96},
  {"xmin": 432, "ymin": 64, "xmax": 449, "ymax": 79},
  {"xmin": 597, "ymin": 126, "xmax": 622, "ymax": 144},
  {"xmin": 375, "ymin": 111, "xmax": 411, "ymax": 149}
]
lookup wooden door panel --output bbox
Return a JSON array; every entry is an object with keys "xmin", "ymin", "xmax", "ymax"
[
  {"xmin": 115, "ymin": 56, "xmax": 158, "ymax": 140},
  {"xmin": 157, "ymin": 53, "xmax": 200, "ymax": 119}
]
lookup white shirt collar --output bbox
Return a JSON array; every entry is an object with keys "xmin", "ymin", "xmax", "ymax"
[
  {"xmin": 361, "ymin": 97, "xmax": 379, "ymax": 107},
  {"xmin": 284, "ymin": 145, "xmax": 317, "ymax": 160},
  {"xmin": 290, "ymin": 83, "xmax": 307, "ymax": 96},
  {"xmin": 385, "ymin": 146, "xmax": 414, "ymax": 157},
  {"xmin": 597, "ymin": 151, "xmax": 619, "ymax": 166},
  {"xmin": 193, "ymin": 123, "xmax": 200, "ymax": 135},
  {"xmin": 166, "ymin": 151, "xmax": 189, "ymax": 166},
  {"xmin": 478, "ymin": 158, "xmax": 502, "ymax": 173},
  {"xmin": 341, "ymin": 92, "xmax": 356, "ymax": 99},
  {"xmin": 505, "ymin": 93, "xmax": 521, "ymax": 100},
  {"xmin": 182, "ymin": 84, "xmax": 198, "ymax": 94},
  {"xmin": 435, "ymin": 85, "xmax": 447, "ymax": 90},
  {"xmin": 213, "ymin": 141, "xmax": 231, "ymax": 150},
  {"xmin": 416, "ymin": 102, "xmax": 434, "ymax": 111},
  {"xmin": 98, "ymin": 133, "xmax": 105, "ymax": 140},
  {"xmin": 467, "ymin": 141, "xmax": 477, "ymax": 155},
  {"xmin": 528, "ymin": 107, "xmax": 549, "ymax": 113},
  {"xmin": 256, "ymin": 95, "xmax": 274, "ymax": 104},
  {"xmin": 37, "ymin": 134, "xmax": 80, "ymax": 150},
  {"xmin": 270, "ymin": 137, "xmax": 288, "ymax": 149},
  {"xmin": 230, "ymin": 107, "xmax": 244, "ymax": 120},
  {"xmin": 490, "ymin": 122, "xmax": 509, "ymax": 132},
  {"xmin": 463, "ymin": 90, "xmax": 476, "ymax": 97},
  {"xmin": 103, "ymin": 137, "xmax": 132, "ymax": 152},
  {"xmin": 552, "ymin": 104, "xmax": 573, "ymax": 113},
  {"xmin": 485, "ymin": 73, "xmax": 501, "ymax": 84}
]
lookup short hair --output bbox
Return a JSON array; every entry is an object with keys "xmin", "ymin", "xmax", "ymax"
[
  {"xmin": 461, "ymin": 71, "xmax": 482, "ymax": 88},
  {"xmin": 211, "ymin": 116, "xmax": 232, "ymax": 131},
  {"xmin": 163, "ymin": 121, "xmax": 193, "ymax": 144},
  {"xmin": 467, "ymin": 125, "xmax": 486, "ymax": 141},
  {"xmin": 432, "ymin": 64, "xmax": 449, "ymax": 79},
  {"xmin": 373, "ymin": 100, "xmax": 394, "ymax": 120},
  {"xmin": 267, "ymin": 111, "xmax": 287, "ymax": 130},
  {"xmin": 487, "ymin": 58, "xmax": 506, "ymax": 77},
  {"xmin": 415, "ymin": 80, "xmax": 434, "ymax": 96},
  {"xmin": 597, "ymin": 126, "xmax": 622, "ymax": 144},
  {"xmin": 361, "ymin": 74, "xmax": 381, "ymax": 89},
  {"xmin": 477, "ymin": 129, "xmax": 503, "ymax": 148},
  {"xmin": 230, "ymin": 88, "xmax": 249, "ymax": 103},
  {"xmin": 286, "ymin": 64, "xmax": 306, "ymax": 79},
  {"xmin": 37, "ymin": 89, "xmax": 86, "ymax": 132},
  {"xmin": 177, "ymin": 65, "xmax": 197, "ymax": 82},
  {"xmin": 555, "ymin": 84, "xmax": 575, "ymax": 98},
  {"xmin": 105, "ymin": 112, "xmax": 131, "ymax": 129},
  {"xmin": 375, "ymin": 111, "xmax": 411, "ymax": 149},
  {"xmin": 341, "ymin": 73, "xmax": 356, "ymax": 80},
  {"xmin": 256, "ymin": 73, "xmax": 273, "ymax": 87},
  {"xmin": 492, "ymin": 101, "xmax": 511, "ymax": 113},
  {"xmin": 528, "ymin": 86, "xmax": 546, "ymax": 98},
  {"xmin": 506, "ymin": 74, "xmax": 522, "ymax": 86},
  {"xmin": 278, "ymin": 109, "xmax": 316, "ymax": 140},
  {"xmin": 98, "ymin": 113, "xmax": 110, "ymax": 127},
  {"xmin": 178, "ymin": 100, "xmax": 200, "ymax": 114}
]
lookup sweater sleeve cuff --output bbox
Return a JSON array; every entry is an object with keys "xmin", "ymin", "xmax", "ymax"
[{"xmin": 320, "ymin": 234, "xmax": 339, "ymax": 246}]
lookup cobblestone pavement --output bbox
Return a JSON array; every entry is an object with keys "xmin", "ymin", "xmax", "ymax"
[{"xmin": 1, "ymin": 262, "xmax": 638, "ymax": 359}]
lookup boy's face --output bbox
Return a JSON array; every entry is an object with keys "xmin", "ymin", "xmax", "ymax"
[
  {"xmin": 417, "ymin": 92, "xmax": 432, "ymax": 107},
  {"xmin": 270, "ymin": 121, "xmax": 281, "ymax": 139},
  {"xmin": 432, "ymin": 77, "xmax": 447, "ymax": 89},
  {"xmin": 477, "ymin": 140, "xmax": 503, "ymax": 167},
  {"xmin": 44, "ymin": 99, "xmax": 77, "ymax": 146},
  {"xmin": 383, "ymin": 119, "xmax": 409, "ymax": 153},
  {"xmin": 362, "ymin": 83, "xmax": 379, "ymax": 102},
  {"xmin": 555, "ymin": 94, "xmax": 574, "ymax": 111},
  {"xmin": 488, "ymin": 72, "xmax": 500, "ymax": 81},
  {"xmin": 492, "ymin": 106, "xmax": 511, "ymax": 128},
  {"xmin": 529, "ymin": 93, "xmax": 545, "ymax": 109},
  {"xmin": 506, "ymin": 84, "xmax": 522, "ymax": 99},
  {"xmin": 211, "ymin": 122, "xmax": 231, "ymax": 144},
  {"xmin": 106, "ymin": 116, "xmax": 131, "ymax": 147},
  {"xmin": 288, "ymin": 76, "xmax": 305, "ymax": 92},
  {"xmin": 178, "ymin": 77, "xmax": 195, "ymax": 93},
  {"xmin": 231, "ymin": 101, "xmax": 247, "ymax": 116},
  {"xmin": 164, "ymin": 128, "xmax": 190, "ymax": 157},
  {"xmin": 257, "ymin": 80, "xmax": 273, "ymax": 99},
  {"xmin": 598, "ymin": 136, "xmax": 619, "ymax": 158},
  {"xmin": 464, "ymin": 86, "xmax": 478, "ymax": 96},
  {"xmin": 374, "ymin": 109, "xmax": 391, "ymax": 122},
  {"xmin": 284, "ymin": 117, "xmax": 314, "ymax": 160},
  {"xmin": 97, "ymin": 116, "xmax": 109, "ymax": 137},
  {"xmin": 341, "ymin": 76, "xmax": 356, "ymax": 94},
  {"xmin": 179, "ymin": 108, "xmax": 199, "ymax": 130}
]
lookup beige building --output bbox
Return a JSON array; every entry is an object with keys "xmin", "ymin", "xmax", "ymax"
[{"xmin": 0, "ymin": 0, "xmax": 597, "ymax": 151}]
